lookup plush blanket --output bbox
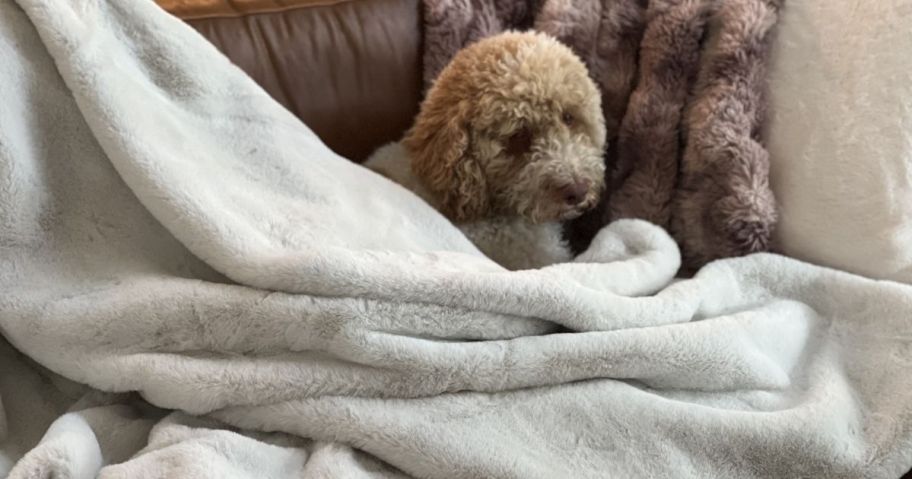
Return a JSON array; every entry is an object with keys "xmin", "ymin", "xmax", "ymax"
[
  {"xmin": 422, "ymin": 0, "xmax": 779, "ymax": 270},
  {"xmin": 1, "ymin": 0, "xmax": 911, "ymax": 477}
]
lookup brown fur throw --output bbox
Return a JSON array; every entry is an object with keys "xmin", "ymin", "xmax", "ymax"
[{"xmin": 420, "ymin": 0, "xmax": 782, "ymax": 270}]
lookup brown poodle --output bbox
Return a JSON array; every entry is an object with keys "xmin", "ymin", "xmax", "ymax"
[{"xmin": 365, "ymin": 31, "xmax": 606, "ymax": 270}]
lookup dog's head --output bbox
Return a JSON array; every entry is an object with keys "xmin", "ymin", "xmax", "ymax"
[{"xmin": 403, "ymin": 31, "xmax": 606, "ymax": 224}]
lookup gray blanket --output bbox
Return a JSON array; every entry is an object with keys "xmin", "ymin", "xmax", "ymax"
[{"xmin": 1, "ymin": 0, "xmax": 911, "ymax": 477}]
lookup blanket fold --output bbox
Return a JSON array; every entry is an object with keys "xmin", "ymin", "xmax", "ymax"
[{"xmin": 1, "ymin": 0, "xmax": 911, "ymax": 477}]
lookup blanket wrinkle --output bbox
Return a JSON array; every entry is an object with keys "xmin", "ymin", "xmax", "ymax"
[{"xmin": 1, "ymin": 0, "xmax": 911, "ymax": 477}]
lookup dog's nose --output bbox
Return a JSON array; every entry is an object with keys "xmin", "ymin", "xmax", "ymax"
[{"xmin": 558, "ymin": 180, "xmax": 590, "ymax": 206}]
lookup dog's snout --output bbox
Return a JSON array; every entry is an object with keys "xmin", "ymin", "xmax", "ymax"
[{"xmin": 558, "ymin": 180, "xmax": 590, "ymax": 206}]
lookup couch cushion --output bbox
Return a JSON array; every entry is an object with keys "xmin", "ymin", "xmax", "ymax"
[
  {"xmin": 157, "ymin": 0, "xmax": 423, "ymax": 163},
  {"xmin": 765, "ymin": 0, "xmax": 912, "ymax": 282}
]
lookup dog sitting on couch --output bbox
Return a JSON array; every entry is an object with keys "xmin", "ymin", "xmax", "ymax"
[{"xmin": 365, "ymin": 31, "xmax": 606, "ymax": 270}]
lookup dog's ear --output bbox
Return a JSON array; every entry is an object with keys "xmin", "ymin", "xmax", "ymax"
[{"xmin": 403, "ymin": 98, "xmax": 490, "ymax": 222}]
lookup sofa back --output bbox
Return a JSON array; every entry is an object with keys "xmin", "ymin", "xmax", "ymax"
[{"xmin": 157, "ymin": 0, "xmax": 423, "ymax": 162}]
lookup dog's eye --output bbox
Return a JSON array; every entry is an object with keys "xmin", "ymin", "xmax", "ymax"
[
  {"xmin": 505, "ymin": 128, "xmax": 533, "ymax": 156},
  {"xmin": 562, "ymin": 112, "xmax": 575, "ymax": 127}
]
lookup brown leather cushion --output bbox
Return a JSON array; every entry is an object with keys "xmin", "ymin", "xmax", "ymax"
[{"xmin": 157, "ymin": 0, "xmax": 422, "ymax": 163}]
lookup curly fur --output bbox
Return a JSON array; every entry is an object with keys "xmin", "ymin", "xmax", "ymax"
[
  {"xmin": 533, "ymin": 0, "xmax": 645, "ymax": 141},
  {"xmin": 421, "ymin": 0, "xmax": 782, "ymax": 272},
  {"xmin": 422, "ymin": 0, "xmax": 544, "ymax": 90},
  {"xmin": 531, "ymin": 0, "xmax": 647, "ymax": 254},
  {"xmin": 367, "ymin": 32, "xmax": 606, "ymax": 270}
]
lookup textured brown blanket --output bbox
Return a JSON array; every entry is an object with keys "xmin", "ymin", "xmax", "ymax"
[{"xmin": 421, "ymin": 0, "xmax": 782, "ymax": 270}]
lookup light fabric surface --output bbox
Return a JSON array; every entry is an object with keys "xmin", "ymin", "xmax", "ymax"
[
  {"xmin": 0, "ymin": 0, "xmax": 911, "ymax": 477},
  {"xmin": 766, "ymin": 0, "xmax": 912, "ymax": 283}
]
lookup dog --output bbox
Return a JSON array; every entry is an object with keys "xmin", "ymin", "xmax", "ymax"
[{"xmin": 365, "ymin": 31, "xmax": 606, "ymax": 270}]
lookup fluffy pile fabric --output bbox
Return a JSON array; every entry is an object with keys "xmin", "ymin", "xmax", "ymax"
[
  {"xmin": 423, "ymin": 0, "xmax": 781, "ymax": 270},
  {"xmin": 1, "ymin": 0, "xmax": 912, "ymax": 478}
]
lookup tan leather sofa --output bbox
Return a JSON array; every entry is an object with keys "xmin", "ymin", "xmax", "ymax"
[{"xmin": 156, "ymin": 0, "xmax": 423, "ymax": 163}]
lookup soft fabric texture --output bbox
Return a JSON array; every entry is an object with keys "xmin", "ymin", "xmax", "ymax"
[
  {"xmin": 422, "ymin": 0, "xmax": 780, "ymax": 270},
  {"xmin": 765, "ymin": 0, "xmax": 912, "ymax": 283},
  {"xmin": 1, "ymin": 0, "xmax": 912, "ymax": 477},
  {"xmin": 670, "ymin": 0, "xmax": 780, "ymax": 270}
]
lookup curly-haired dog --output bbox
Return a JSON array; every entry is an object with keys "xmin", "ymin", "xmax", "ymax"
[{"xmin": 365, "ymin": 31, "xmax": 606, "ymax": 270}]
